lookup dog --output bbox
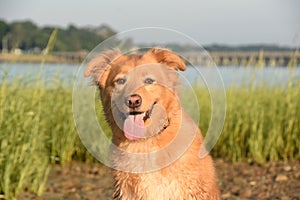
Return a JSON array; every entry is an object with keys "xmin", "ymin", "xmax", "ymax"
[{"xmin": 84, "ymin": 48, "xmax": 220, "ymax": 199}]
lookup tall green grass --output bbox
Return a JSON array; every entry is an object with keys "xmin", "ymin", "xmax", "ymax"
[
  {"xmin": 0, "ymin": 65, "xmax": 299, "ymax": 199},
  {"xmin": 210, "ymin": 82, "xmax": 300, "ymax": 162},
  {"xmin": 0, "ymin": 73, "xmax": 92, "ymax": 199},
  {"xmin": 194, "ymin": 68, "xmax": 300, "ymax": 162}
]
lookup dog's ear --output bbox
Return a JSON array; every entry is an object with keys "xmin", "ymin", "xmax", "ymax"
[
  {"xmin": 84, "ymin": 50, "xmax": 121, "ymax": 87},
  {"xmin": 147, "ymin": 48, "xmax": 186, "ymax": 71}
]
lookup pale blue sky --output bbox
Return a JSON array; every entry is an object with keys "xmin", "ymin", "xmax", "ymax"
[{"xmin": 0, "ymin": 0, "xmax": 299, "ymax": 47}]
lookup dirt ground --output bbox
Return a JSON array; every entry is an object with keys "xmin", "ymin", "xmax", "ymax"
[{"xmin": 20, "ymin": 159, "xmax": 300, "ymax": 200}]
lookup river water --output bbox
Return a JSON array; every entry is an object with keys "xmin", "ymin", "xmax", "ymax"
[{"xmin": 0, "ymin": 62, "xmax": 299, "ymax": 88}]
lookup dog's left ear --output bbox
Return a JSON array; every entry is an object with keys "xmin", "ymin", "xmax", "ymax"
[{"xmin": 147, "ymin": 48, "xmax": 186, "ymax": 71}]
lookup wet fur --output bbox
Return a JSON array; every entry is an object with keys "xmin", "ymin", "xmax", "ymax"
[{"xmin": 85, "ymin": 48, "xmax": 220, "ymax": 199}]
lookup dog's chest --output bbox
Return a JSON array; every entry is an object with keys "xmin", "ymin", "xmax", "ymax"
[
  {"xmin": 115, "ymin": 170, "xmax": 185, "ymax": 200},
  {"xmin": 140, "ymin": 172, "xmax": 183, "ymax": 198}
]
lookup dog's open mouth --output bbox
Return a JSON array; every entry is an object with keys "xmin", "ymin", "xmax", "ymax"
[{"xmin": 123, "ymin": 102, "xmax": 156, "ymax": 140}]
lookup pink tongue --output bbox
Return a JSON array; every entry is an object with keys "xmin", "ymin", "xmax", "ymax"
[{"xmin": 123, "ymin": 114, "xmax": 145, "ymax": 140}]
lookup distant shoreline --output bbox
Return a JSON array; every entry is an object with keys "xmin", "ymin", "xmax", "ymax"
[
  {"xmin": 0, "ymin": 53, "xmax": 82, "ymax": 64},
  {"xmin": 1, "ymin": 51, "xmax": 299, "ymax": 67}
]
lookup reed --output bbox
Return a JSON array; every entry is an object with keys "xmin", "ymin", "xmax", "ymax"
[
  {"xmin": 207, "ymin": 69, "xmax": 300, "ymax": 162},
  {"xmin": 0, "ymin": 28, "xmax": 91, "ymax": 199},
  {"xmin": 0, "ymin": 74, "xmax": 97, "ymax": 199}
]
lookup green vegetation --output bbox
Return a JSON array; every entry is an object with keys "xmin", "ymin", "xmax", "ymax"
[
  {"xmin": 1, "ymin": 20, "xmax": 297, "ymax": 54},
  {"xmin": 0, "ymin": 65, "xmax": 299, "ymax": 199},
  {"xmin": 191, "ymin": 72, "xmax": 300, "ymax": 163},
  {"xmin": 0, "ymin": 20, "xmax": 116, "ymax": 52},
  {"xmin": 211, "ymin": 82, "xmax": 300, "ymax": 162},
  {"xmin": 0, "ymin": 73, "xmax": 91, "ymax": 199}
]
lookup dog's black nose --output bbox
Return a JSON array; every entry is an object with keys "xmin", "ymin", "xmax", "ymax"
[{"xmin": 126, "ymin": 94, "xmax": 142, "ymax": 109}]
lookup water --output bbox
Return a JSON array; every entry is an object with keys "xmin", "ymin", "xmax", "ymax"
[
  {"xmin": 0, "ymin": 62, "xmax": 80, "ymax": 85},
  {"xmin": 182, "ymin": 66, "xmax": 300, "ymax": 88},
  {"xmin": 0, "ymin": 62, "xmax": 299, "ymax": 88}
]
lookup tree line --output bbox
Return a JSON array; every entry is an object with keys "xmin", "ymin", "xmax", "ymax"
[
  {"xmin": 0, "ymin": 20, "xmax": 116, "ymax": 52},
  {"xmin": 0, "ymin": 19, "xmax": 296, "ymax": 53}
]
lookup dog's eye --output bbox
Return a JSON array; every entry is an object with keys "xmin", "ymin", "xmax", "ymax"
[
  {"xmin": 116, "ymin": 78, "xmax": 126, "ymax": 85},
  {"xmin": 144, "ymin": 78, "xmax": 155, "ymax": 84}
]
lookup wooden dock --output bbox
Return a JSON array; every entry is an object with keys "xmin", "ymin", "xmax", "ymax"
[
  {"xmin": 181, "ymin": 50, "xmax": 299, "ymax": 67},
  {"xmin": 52, "ymin": 50, "xmax": 299, "ymax": 67}
]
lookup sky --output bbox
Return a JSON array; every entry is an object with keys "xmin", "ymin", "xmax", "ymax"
[{"xmin": 0, "ymin": 0, "xmax": 299, "ymax": 47}]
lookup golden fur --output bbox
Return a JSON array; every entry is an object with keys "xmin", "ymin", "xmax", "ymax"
[{"xmin": 85, "ymin": 48, "xmax": 220, "ymax": 199}]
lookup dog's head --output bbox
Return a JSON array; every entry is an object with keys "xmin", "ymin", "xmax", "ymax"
[{"xmin": 85, "ymin": 48, "xmax": 186, "ymax": 141}]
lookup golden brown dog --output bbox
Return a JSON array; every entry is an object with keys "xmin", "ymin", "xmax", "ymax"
[{"xmin": 84, "ymin": 48, "xmax": 220, "ymax": 199}]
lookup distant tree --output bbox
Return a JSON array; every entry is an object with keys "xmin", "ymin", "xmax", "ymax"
[
  {"xmin": 9, "ymin": 21, "xmax": 38, "ymax": 49},
  {"xmin": 95, "ymin": 24, "xmax": 116, "ymax": 38},
  {"xmin": 0, "ymin": 20, "xmax": 117, "ymax": 52},
  {"xmin": 0, "ymin": 20, "xmax": 9, "ymax": 49},
  {"xmin": 1, "ymin": 20, "xmax": 294, "ymax": 53}
]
